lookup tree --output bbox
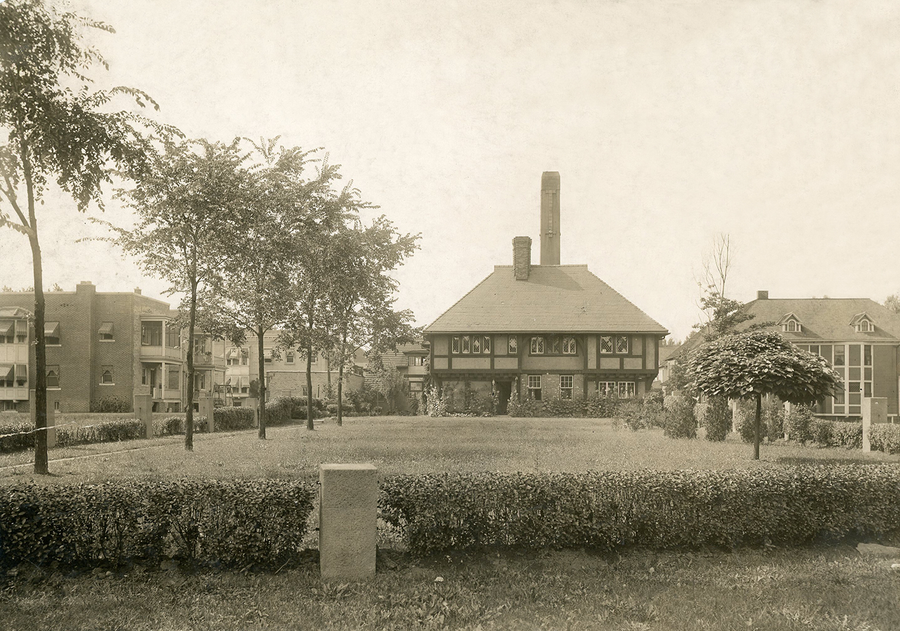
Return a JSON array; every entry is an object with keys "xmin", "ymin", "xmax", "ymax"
[
  {"xmin": 885, "ymin": 294, "xmax": 900, "ymax": 314},
  {"xmin": 101, "ymin": 138, "xmax": 249, "ymax": 451},
  {"xmin": 0, "ymin": 0, "xmax": 165, "ymax": 473},
  {"xmin": 321, "ymin": 216, "xmax": 419, "ymax": 425},
  {"xmin": 686, "ymin": 331, "xmax": 841, "ymax": 459}
]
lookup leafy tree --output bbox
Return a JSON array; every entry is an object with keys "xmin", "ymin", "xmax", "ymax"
[
  {"xmin": 686, "ymin": 331, "xmax": 841, "ymax": 459},
  {"xmin": 885, "ymin": 294, "xmax": 900, "ymax": 314},
  {"xmin": 321, "ymin": 217, "xmax": 419, "ymax": 425},
  {"xmin": 0, "ymin": 0, "xmax": 166, "ymax": 473},
  {"xmin": 101, "ymin": 138, "xmax": 248, "ymax": 451}
]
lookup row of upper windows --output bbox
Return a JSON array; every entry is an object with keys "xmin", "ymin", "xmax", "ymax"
[
  {"xmin": 450, "ymin": 335, "xmax": 633, "ymax": 356},
  {"xmin": 783, "ymin": 314, "xmax": 876, "ymax": 333},
  {"xmin": 800, "ymin": 344, "xmax": 873, "ymax": 367}
]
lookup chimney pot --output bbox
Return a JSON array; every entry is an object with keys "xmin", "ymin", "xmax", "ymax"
[
  {"xmin": 757, "ymin": 290, "xmax": 769, "ymax": 300},
  {"xmin": 512, "ymin": 236, "xmax": 532, "ymax": 280}
]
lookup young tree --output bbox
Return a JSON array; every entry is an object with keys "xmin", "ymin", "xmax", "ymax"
[
  {"xmin": 884, "ymin": 294, "xmax": 900, "ymax": 314},
  {"xmin": 686, "ymin": 331, "xmax": 841, "ymax": 460},
  {"xmin": 322, "ymin": 216, "xmax": 419, "ymax": 425},
  {"xmin": 100, "ymin": 139, "xmax": 248, "ymax": 451},
  {"xmin": 0, "ymin": 0, "xmax": 166, "ymax": 473}
]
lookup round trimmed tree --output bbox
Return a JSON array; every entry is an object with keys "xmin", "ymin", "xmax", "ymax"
[{"xmin": 686, "ymin": 331, "xmax": 841, "ymax": 459}]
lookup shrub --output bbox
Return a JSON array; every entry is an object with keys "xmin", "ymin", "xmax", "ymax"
[
  {"xmin": 153, "ymin": 416, "xmax": 208, "ymax": 436},
  {"xmin": 763, "ymin": 397, "xmax": 785, "ymax": 441},
  {"xmin": 824, "ymin": 421, "xmax": 862, "ymax": 449},
  {"xmin": 56, "ymin": 419, "xmax": 146, "ymax": 447},
  {"xmin": 379, "ymin": 466, "xmax": 900, "ymax": 556},
  {"xmin": 584, "ymin": 394, "xmax": 622, "ymax": 418},
  {"xmin": 0, "ymin": 480, "xmax": 316, "ymax": 570},
  {"xmin": 869, "ymin": 424, "xmax": 900, "ymax": 454},
  {"xmin": 507, "ymin": 398, "xmax": 545, "ymax": 418},
  {"xmin": 663, "ymin": 395, "xmax": 696, "ymax": 439},
  {"xmin": 0, "ymin": 418, "xmax": 35, "ymax": 453},
  {"xmin": 212, "ymin": 407, "xmax": 255, "ymax": 432},
  {"xmin": 542, "ymin": 399, "xmax": 582, "ymax": 418},
  {"xmin": 734, "ymin": 399, "xmax": 759, "ymax": 443},
  {"xmin": 704, "ymin": 396, "xmax": 731, "ymax": 442},
  {"xmin": 90, "ymin": 396, "xmax": 131, "ymax": 413},
  {"xmin": 425, "ymin": 385, "xmax": 449, "ymax": 417},
  {"xmin": 784, "ymin": 405, "xmax": 815, "ymax": 444},
  {"xmin": 618, "ymin": 399, "xmax": 646, "ymax": 431}
]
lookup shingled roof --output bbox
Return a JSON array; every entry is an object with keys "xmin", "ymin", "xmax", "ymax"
[
  {"xmin": 742, "ymin": 297, "xmax": 900, "ymax": 342},
  {"xmin": 425, "ymin": 265, "xmax": 668, "ymax": 335}
]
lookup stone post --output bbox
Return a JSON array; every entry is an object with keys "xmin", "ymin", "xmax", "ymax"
[
  {"xmin": 319, "ymin": 464, "xmax": 377, "ymax": 581},
  {"xmin": 134, "ymin": 391, "xmax": 153, "ymax": 439},
  {"xmin": 245, "ymin": 396, "xmax": 259, "ymax": 427},
  {"xmin": 198, "ymin": 393, "xmax": 214, "ymax": 432},
  {"xmin": 862, "ymin": 397, "xmax": 888, "ymax": 452}
]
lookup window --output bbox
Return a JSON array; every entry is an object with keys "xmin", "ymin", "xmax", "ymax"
[
  {"xmin": 834, "ymin": 345, "xmax": 845, "ymax": 366},
  {"xmin": 550, "ymin": 336, "xmax": 561, "ymax": 354},
  {"xmin": 15, "ymin": 319, "xmax": 26, "ymax": 343},
  {"xmin": 166, "ymin": 328, "xmax": 180, "ymax": 348},
  {"xmin": 857, "ymin": 320, "xmax": 873, "ymax": 333},
  {"xmin": 472, "ymin": 336, "xmax": 481, "ymax": 354},
  {"xmin": 46, "ymin": 365, "xmax": 60, "ymax": 388},
  {"xmin": 141, "ymin": 322, "xmax": 161, "ymax": 346},
  {"xmin": 508, "ymin": 336, "xmax": 517, "ymax": 354},
  {"xmin": 286, "ymin": 351, "xmax": 294, "ymax": 364},
  {"xmin": 452, "ymin": 336, "xmax": 460, "ymax": 354},
  {"xmin": 168, "ymin": 368, "xmax": 180, "ymax": 390},
  {"xmin": 264, "ymin": 349, "xmax": 273, "ymax": 363},
  {"xmin": 618, "ymin": 381, "xmax": 636, "ymax": 398},
  {"xmin": 527, "ymin": 375, "xmax": 542, "ymax": 400},
  {"xmin": 194, "ymin": 372, "xmax": 206, "ymax": 391},
  {"xmin": 864, "ymin": 345, "xmax": 872, "ymax": 366},
  {"xmin": 598, "ymin": 381, "xmax": 616, "ymax": 396},
  {"xmin": 14, "ymin": 364, "xmax": 26, "ymax": 386},
  {"xmin": 560, "ymin": 375, "xmax": 573, "ymax": 399},
  {"xmin": 0, "ymin": 365, "xmax": 12, "ymax": 387},
  {"xmin": 0, "ymin": 321, "xmax": 13, "ymax": 343},
  {"xmin": 616, "ymin": 336, "xmax": 629, "ymax": 354},
  {"xmin": 562, "ymin": 337, "xmax": 577, "ymax": 355},
  {"xmin": 461, "ymin": 335, "xmax": 471, "ymax": 354},
  {"xmin": 100, "ymin": 366, "xmax": 113, "ymax": 384},
  {"xmin": 45, "ymin": 321, "xmax": 60, "ymax": 346},
  {"xmin": 98, "ymin": 322, "xmax": 114, "ymax": 341},
  {"xmin": 530, "ymin": 336, "xmax": 545, "ymax": 355},
  {"xmin": 600, "ymin": 336, "xmax": 613, "ymax": 354},
  {"xmin": 482, "ymin": 336, "xmax": 492, "ymax": 354},
  {"xmin": 410, "ymin": 356, "xmax": 425, "ymax": 366}
]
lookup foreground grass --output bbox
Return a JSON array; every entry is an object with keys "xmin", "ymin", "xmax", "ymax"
[
  {"xmin": 2, "ymin": 545, "xmax": 898, "ymax": 630},
  {"xmin": 1, "ymin": 416, "xmax": 896, "ymax": 484}
]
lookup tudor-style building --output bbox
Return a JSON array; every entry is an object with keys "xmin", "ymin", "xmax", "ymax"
[{"xmin": 424, "ymin": 172, "xmax": 668, "ymax": 413}]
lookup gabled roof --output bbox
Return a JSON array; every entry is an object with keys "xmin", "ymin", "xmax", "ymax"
[
  {"xmin": 777, "ymin": 312, "xmax": 801, "ymax": 325},
  {"xmin": 425, "ymin": 265, "xmax": 668, "ymax": 335},
  {"xmin": 0, "ymin": 306, "xmax": 30, "ymax": 319},
  {"xmin": 743, "ymin": 298, "xmax": 900, "ymax": 342}
]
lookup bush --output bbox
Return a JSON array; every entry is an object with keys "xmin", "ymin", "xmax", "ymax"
[
  {"xmin": 212, "ymin": 407, "xmax": 255, "ymax": 432},
  {"xmin": 507, "ymin": 398, "xmax": 545, "ymax": 418},
  {"xmin": 869, "ymin": 424, "xmax": 900, "ymax": 454},
  {"xmin": 784, "ymin": 405, "xmax": 816, "ymax": 444},
  {"xmin": 379, "ymin": 466, "xmax": 900, "ymax": 556},
  {"xmin": 56, "ymin": 419, "xmax": 146, "ymax": 447},
  {"xmin": 425, "ymin": 385, "xmax": 449, "ymax": 417},
  {"xmin": 663, "ymin": 395, "xmax": 696, "ymax": 439},
  {"xmin": 704, "ymin": 396, "xmax": 731, "ymax": 442},
  {"xmin": 90, "ymin": 396, "xmax": 131, "ymax": 413},
  {"xmin": 0, "ymin": 417, "xmax": 35, "ymax": 453},
  {"xmin": 763, "ymin": 398, "xmax": 785, "ymax": 441},
  {"xmin": 153, "ymin": 416, "xmax": 208, "ymax": 436},
  {"xmin": 734, "ymin": 399, "xmax": 759, "ymax": 443},
  {"xmin": 0, "ymin": 480, "xmax": 316, "ymax": 570}
]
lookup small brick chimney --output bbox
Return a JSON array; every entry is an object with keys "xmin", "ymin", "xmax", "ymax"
[
  {"xmin": 134, "ymin": 287, "xmax": 142, "ymax": 295},
  {"xmin": 513, "ymin": 236, "xmax": 532, "ymax": 280},
  {"xmin": 757, "ymin": 290, "xmax": 769, "ymax": 300}
]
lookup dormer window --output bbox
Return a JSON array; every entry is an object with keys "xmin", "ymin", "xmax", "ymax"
[
  {"xmin": 858, "ymin": 320, "xmax": 873, "ymax": 333},
  {"xmin": 850, "ymin": 313, "xmax": 875, "ymax": 333},
  {"xmin": 779, "ymin": 313, "xmax": 802, "ymax": 333}
]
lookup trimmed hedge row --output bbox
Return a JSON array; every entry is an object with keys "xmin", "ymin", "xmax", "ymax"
[
  {"xmin": 0, "ymin": 480, "xmax": 316, "ymax": 569},
  {"xmin": 0, "ymin": 417, "xmax": 34, "ymax": 453},
  {"xmin": 508, "ymin": 395, "xmax": 627, "ymax": 418},
  {"xmin": 871, "ymin": 424, "xmax": 900, "ymax": 454},
  {"xmin": 56, "ymin": 419, "xmax": 146, "ymax": 447},
  {"xmin": 212, "ymin": 407, "xmax": 255, "ymax": 431},
  {"xmin": 379, "ymin": 467, "xmax": 900, "ymax": 556}
]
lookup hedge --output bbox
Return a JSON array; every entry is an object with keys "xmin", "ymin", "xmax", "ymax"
[
  {"xmin": 870, "ymin": 424, "xmax": 900, "ymax": 454},
  {"xmin": 56, "ymin": 419, "xmax": 146, "ymax": 447},
  {"xmin": 154, "ymin": 416, "xmax": 208, "ymax": 437},
  {"xmin": 212, "ymin": 407, "xmax": 255, "ymax": 431},
  {"xmin": 379, "ymin": 466, "xmax": 900, "ymax": 556},
  {"xmin": 0, "ymin": 417, "xmax": 34, "ymax": 453},
  {"xmin": 0, "ymin": 480, "xmax": 316, "ymax": 569},
  {"xmin": 508, "ymin": 395, "xmax": 626, "ymax": 418}
]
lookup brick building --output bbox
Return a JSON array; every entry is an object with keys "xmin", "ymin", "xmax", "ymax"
[{"xmin": 0, "ymin": 282, "xmax": 225, "ymax": 413}]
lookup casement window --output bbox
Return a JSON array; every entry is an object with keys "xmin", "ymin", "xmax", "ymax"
[
  {"xmin": 472, "ymin": 336, "xmax": 481, "ymax": 354},
  {"xmin": 461, "ymin": 335, "xmax": 471, "ymax": 354},
  {"xmin": 560, "ymin": 375, "xmax": 574, "ymax": 400},
  {"xmin": 598, "ymin": 381, "xmax": 616, "ymax": 396},
  {"xmin": 600, "ymin": 336, "xmax": 613, "ymax": 354},
  {"xmin": 530, "ymin": 336, "xmax": 545, "ymax": 355},
  {"xmin": 550, "ymin": 337, "xmax": 561, "ymax": 354},
  {"xmin": 98, "ymin": 322, "xmax": 114, "ymax": 341},
  {"xmin": 45, "ymin": 321, "xmax": 61, "ymax": 346},
  {"xmin": 46, "ymin": 365, "xmax": 60, "ymax": 388},
  {"xmin": 618, "ymin": 381, "xmax": 636, "ymax": 398},
  {"xmin": 562, "ymin": 337, "xmax": 577, "ymax": 355},
  {"xmin": 527, "ymin": 375, "xmax": 542, "ymax": 400},
  {"xmin": 616, "ymin": 336, "xmax": 629, "ymax": 354},
  {"xmin": 508, "ymin": 336, "xmax": 518, "ymax": 354},
  {"xmin": 452, "ymin": 336, "xmax": 460, "ymax": 354},
  {"xmin": 482, "ymin": 336, "xmax": 492, "ymax": 354}
]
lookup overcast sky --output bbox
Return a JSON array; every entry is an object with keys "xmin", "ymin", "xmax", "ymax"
[{"xmin": 2, "ymin": 0, "xmax": 899, "ymax": 341}]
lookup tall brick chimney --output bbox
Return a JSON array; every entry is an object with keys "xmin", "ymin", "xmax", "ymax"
[
  {"xmin": 512, "ymin": 236, "xmax": 532, "ymax": 280},
  {"xmin": 540, "ymin": 171, "xmax": 560, "ymax": 265}
]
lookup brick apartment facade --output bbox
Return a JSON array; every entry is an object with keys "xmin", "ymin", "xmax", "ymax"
[{"xmin": 0, "ymin": 282, "xmax": 225, "ymax": 413}]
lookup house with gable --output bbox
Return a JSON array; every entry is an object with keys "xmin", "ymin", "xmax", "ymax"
[{"xmin": 424, "ymin": 172, "xmax": 669, "ymax": 414}]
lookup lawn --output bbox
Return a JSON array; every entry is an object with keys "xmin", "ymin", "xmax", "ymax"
[{"xmin": 1, "ymin": 415, "xmax": 896, "ymax": 484}]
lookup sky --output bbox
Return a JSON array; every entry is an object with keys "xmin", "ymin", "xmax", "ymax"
[{"xmin": 2, "ymin": 0, "xmax": 899, "ymax": 342}]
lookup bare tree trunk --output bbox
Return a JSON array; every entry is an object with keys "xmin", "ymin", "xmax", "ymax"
[
  {"xmin": 29, "ymin": 234, "xmax": 48, "ymax": 475},
  {"xmin": 306, "ymin": 337, "xmax": 314, "ymax": 430},
  {"xmin": 753, "ymin": 393, "xmax": 761, "ymax": 460},
  {"xmin": 337, "ymin": 330, "xmax": 347, "ymax": 427},
  {"xmin": 257, "ymin": 325, "xmax": 267, "ymax": 439},
  {"xmin": 184, "ymin": 280, "xmax": 197, "ymax": 451}
]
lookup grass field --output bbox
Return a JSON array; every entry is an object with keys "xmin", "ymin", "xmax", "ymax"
[
  {"xmin": 1, "ymin": 415, "xmax": 896, "ymax": 484},
  {"xmin": 2, "ymin": 416, "xmax": 899, "ymax": 630}
]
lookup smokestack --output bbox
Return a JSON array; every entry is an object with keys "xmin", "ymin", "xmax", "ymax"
[
  {"xmin": 512, "ymin": 236, "xmax": 532, "ymax": 280},
  {"xmin": 540, "ymin": 171, "xmax": 560, "ymax": 265}
]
